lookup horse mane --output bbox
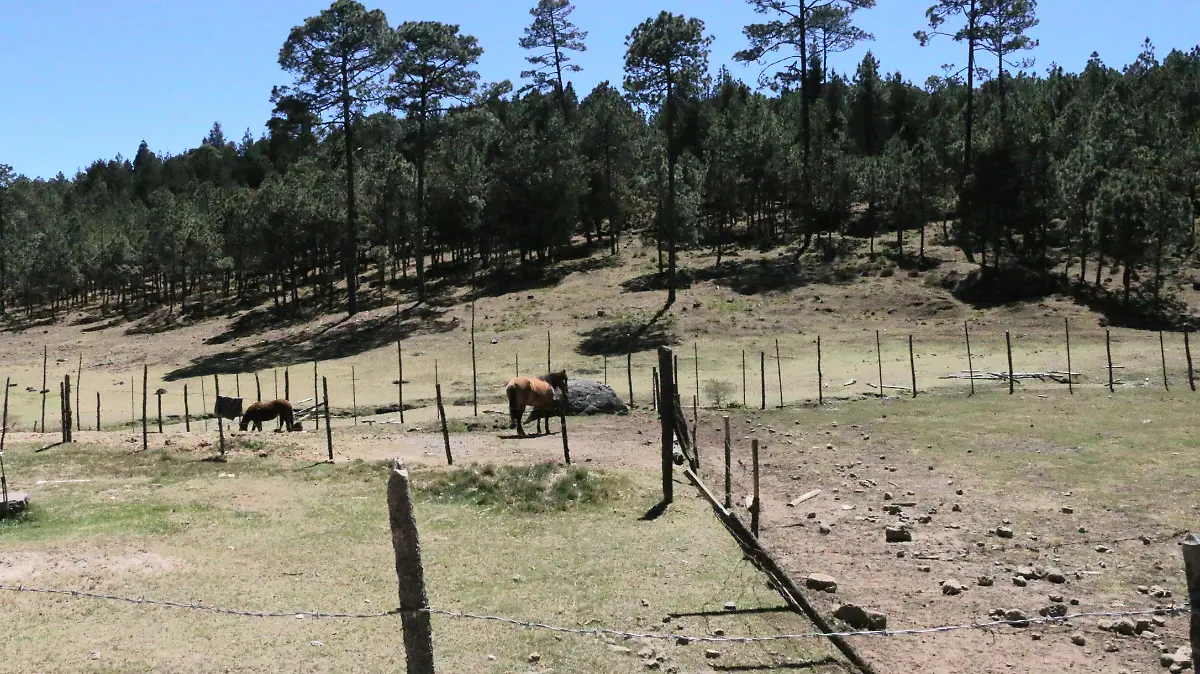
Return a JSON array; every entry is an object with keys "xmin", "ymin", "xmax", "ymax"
[{"xmin": 538, "ymin": 370, "xmax": 569, "ymax": 393}]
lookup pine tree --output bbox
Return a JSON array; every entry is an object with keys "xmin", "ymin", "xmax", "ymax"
[{"xmin": 518, "ymin": 0, "xmax": 588, "ymax": 116}]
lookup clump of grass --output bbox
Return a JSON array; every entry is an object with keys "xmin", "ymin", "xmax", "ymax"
[{"xmin": 416, "ymin": 462, "xmax": 624, "ymax": 513}]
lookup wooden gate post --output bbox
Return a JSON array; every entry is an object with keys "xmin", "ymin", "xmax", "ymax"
[
  {"xmin": 322, "ymin": 377, "xmax": 334, "ymax": 462},
  {"xmin": 657, "ymin": 346, "xmax": 675, "ymax": 504},
  {"xmin": 141, "ymin": 364, "xmax": 149, "ymax": 452},
  {"xmin": 1182, "ymin": 532, "xmax": 1199, "ymax": 661},
  {"xmin": 387, "ymin": 458, "xmax": 437, "ymax": 674},
  {"xmin": 184, "ymin": 384, "xmax": 191, "ymax": 432}
]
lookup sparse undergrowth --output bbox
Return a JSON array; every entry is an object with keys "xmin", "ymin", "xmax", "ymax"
[{"xmin": 416, "ymin": 461, "xmax": 626, "ymax": 512}]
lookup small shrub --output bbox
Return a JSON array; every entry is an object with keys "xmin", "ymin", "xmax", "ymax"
[
  {"xmin": 702, "ymin": 379, "xmax": 736, "ymax": 408},
  {"xmin": 417, "ymin": 462, "xmax": 624, "ymax": 513}
]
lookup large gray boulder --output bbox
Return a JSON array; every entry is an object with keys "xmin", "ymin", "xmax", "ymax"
[{"xmin": 527, "ymin": 379, "xmax": 629, "ymax": 419}]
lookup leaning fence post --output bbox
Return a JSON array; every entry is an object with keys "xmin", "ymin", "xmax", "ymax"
[
  {"xmin": 723, "ymin": 416, "xmax": 731, "ymax": 509},
  {"xmin": 75, "ymin": 354, "xmax": 82, "ymax": 431},
  {"xmin": 387, "ymin": 458, "xmax": 437, "ymax": 674},
  {"xmin": 558, "ymin": 389, "xmax": 570, "ymax": 466},
  {"xmin": 909, "ymin": 334, "xmax": 917, "ymax": 398},
  {"xmin": 626, "ymin": 350, "xmax": 634, "ymax": 407},
  {"xmin": 1160, "ymin": 331, "xmax": 1170, "ymax": 391},
  {"xmin": 1182, "ymin": 532, "xmax": 1199, "ymax": 661},
  {"xmin": 141, "ymin": 364, "xmax": 149, "ymax": 451},
  {"xmin": 775, "ymin": 338, "xmax": 784, "ymax": 408},
  {"xmin": 691, "ymin": 394, "xmax": 698, "ymax": 468},
  {"xmin": 875, "ymin": 330, "xmax": 884, "ymax": 400},
  {"xmin": 63, "ymin": 375, "xmax": 72, "ymax": 443},
  {"xmin": 657, "ymin": 346, "xmax": 675, "ymax": 504},
  {"xmin": 1186, "ymin": 331, "xmax": 1196, "ymax": 392},
  {"xmin": 184, "ymin": 383, "xmax": 190, "ymax": 432},
  {"xmin": 1065, "ymin": 318, "xmax": 1073, "ymax": 395},
  {"xmin": 751, "ymin": 438, "xmax": 761, "ymax": 537},
  {"xmin": 156, "ymin": 388, "xmax": 164, "ymax": 434},
  {"xmin": 255, "ymin": 372, "xmax": 262, "ymax": 402},
  {"xmin": 313, "ymin": 361, "xmax": 320, "ymax": 430},
  {"xmin": 434, "ymin": 383, "xmax": 452, "ymax": 466},
  {"xmin": 95, "ymin": 391, "xmax": 101, "ymax": 432},
  {"xmin": 651, "ymin": 367, "xmax": 659, "ymax": 413},
  {"xmin": 741, "ymin": 349, "xmax": 747, "ymax": 407},
  {"xmin": 965, "ymin": 321, "xmax": 975, "ymax": 396},
  {"xmin": 759, "ymin": 351, "xmax": 766, "ymax": 411},
  {"xmin": 816, "ymin": 336, "xmax": 823, "ymax": 405},
  {"xmin": 351, "ymin": 365, "xmax": 358, "ymax": 426},
  {"xmin": 214, "ymin": 375, "xmax": 225, "ymax": 457}
]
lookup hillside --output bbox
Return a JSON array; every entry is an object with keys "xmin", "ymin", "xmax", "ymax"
[{"xmin": 1, "ymin": 226, "xmax": 1196, "ymax": 432}]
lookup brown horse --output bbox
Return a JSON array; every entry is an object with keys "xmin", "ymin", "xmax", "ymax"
[
  {"xmin": 239, "ymin": 399, "xmax": 296, "ymax": 432},
  {"xmin": 505, "ymin": 370, "xmax": 568, "ymax": 437}
]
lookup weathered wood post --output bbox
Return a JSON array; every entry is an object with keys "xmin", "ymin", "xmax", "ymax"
[
  {"xmin": 1186, "ymin": 331, "xmax": 1196, "ymax": 392},
  {"xmin": 351, "ymin": 366, "xmax": 358, "ymax": 426},
  {"xmin": 1183, "ymin": 532, "xmax": 1200, "ymax": 661},
  {"xmin": 1, "ymin": 377, "xmax": 8, "ymax": 515},
  {"xmin": 693, "ymin": 342, "xmax": 700, "ymax": 413},
  {"xmin": 626, "ymin": 350, "xmax": 634, "ymax": 407},
  {"xmin": 651, "ymin": 367, "xmax": 658, "ymax": 413},
  {"xmin": 274, "ymin": 369, "xmax": 279, "ymax": 399},
  {"xmin": 741, "ymin": 349, "xmax": 747, "ymax": 407},
  {"xmin": 1006, "ymin": 331, "xmax": 1015, "ymax": 395},
  {"xmin": 255, "ymin": 372, "xmax": 262, "ymax": 402},
  {"xmin": 95, "ymin": 391, "xmax": 100, "ymax": 431},
  {"xmin": 816, "ymin": 335, "xmax": 823, "ymax": 405},
  {"xmin": 603, "ymin": 355, "xmax": 608, "ymax": 385},
  {"xmin": 201, "ymin": 377, "xmax": 208, "ymax": 431},
  {"xmin": 775, "ymin": 338, "xmax": 784, "ymax": 408},
  {"xmin": 909, "ymin": 335, "xmax": 918, "ymax": 398},
  {"xmin": 1065, "ymin": 318, "xmax": 1073, "ymax": 395},
  {"xmin": 1106, "ymin": 329, "xmax": 1114, "ymax": 392},
  {"xmin": 141, "ymin": 364, "xmax": 149, "ymax": 452},
  {"xmin": 130, "ymin": 372, "xmax": 136, "ymax": 430},
  {"xmin": 470, "ymin": 300, "xmax": 478, "ymax": 417},
  {"xmin": 184, "ymin": 384, "xmax": 190, "ymax": 432},
  {"xmin": 760, "ymin": 351, "xmax": 766, "ymax": 410},
  {"xmin": 75, "ymin": 354, "xmax": 82, "ymax": 431},
  {"xmin": 284, "ymin": 368, "xmax": 290, "ymax": 401},
  {"xmin": 63, "ymin": 375, "xmax": 72, "ymax": 443},
  {"xmin": 156, "ymin": 388, "xmax": 164, "ymax": 433},
  {"xmin": 312, "ymin": 361, "xmax": 319, "ymax": 430},
  {"xmin": 546, "ymin": 330, "xmax": 551, "ymax": 373},
  {"xmin": 751, "ymin": 438, "xmax": 761, "ymax": 537},
  {"xmin": 322, "ymin": 376, "xmax": 333, "ymax": 463},
  {"xmin": 657, "ymin": 346, "xmax": 675, "ymax": 504},
  {"xmin": 40, "ymin": 345, "xmax": 47, "ymax": 433},
  {"xmin": 558, "ymin": 387, "xmax": 570, "ymax": 466},
  {"xmin": 386, "ymin": 458, "xmax": 437, "ymax": 674},
  {"xmin": 723, "ymin": 415, "xmax": 731, "ymax": 509},
  {"xmin": 691, "ymin": 394, "xmax": 698, "ymax": 468},
  {"xmin": 214, "ymin": 374, "xmax": 225, "ymax": 457},
  {"xmin": 965, "ymin": 321, "xmax": 975, "ymax": 396},
  {"xmin": 876, "ymin": 330, "xmax": 884, "ymax": 399},
  {"xmin": 434, "ymin": 383, "xmax": 452, "ymax": 466},
  {"xmin": 398, "ymin": 340, "xmax": 405, "ymax": 423},
  {"xmin": 235, "ymin": 373, "xmax": 241, "ymax": 398},
  {"xmin": 1160, "ymin": 331, "xmax": 1169, "ymax": 391}
]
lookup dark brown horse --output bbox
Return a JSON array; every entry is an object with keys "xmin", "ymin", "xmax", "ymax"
[
  {"xmin": 505, "ymin": 370, "xmax": 568, "ymax": 437},
  {"xmin": 239, "ymin": 399, "xmax": 296, "ymax": 432}
]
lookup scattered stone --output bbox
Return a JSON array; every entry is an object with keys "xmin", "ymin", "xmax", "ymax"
[
  {"xmin": 1070, "ymin": 633, "xmax": 1086, "ymax": 646},
  {"xmin": 805, "ymin": 574, "xmax": 839, "ymax": 593},
  {"xmin": 609, "ymin": 646, "xmax": 633, "ymax": 654},
  {"xmin": 1013, "ymin": 577, "xmax": 1028, "ymax": 588},
  {"xmin": 996, "ymin": 526, "xmax": 1014, "ymax": 539},
  {"xmin": 1061, "ymin": 506, "xmax": 1073, "ymax": 514},
  {"xmin": 1004, "ymin": 609, "xmax": 1031, "ymax": 627},
  {"xmin": 712, "ymin": 628, "xmax": 725, "ymax": 636},
  {"xmin": 1016, "ymin": 566, "xmax": 1040, "ymax": 580},
  {"xmin": 1095, "ymin": 544, "xmax": 1111, "ymax": 553},
  {"xmin": 885, "ymin": 525, "xmax": 912, "ymax": 543},
  {"xmin": 1105, "ymin": 642, "xmax": 1120, "ymax": 653},
  {"xmin": 1149, "ymin": 585, "xmax": 1171, "ymax": 599},
  {"xmin": 528, "ymin": 653, "xmax": 541, "ymax": 663},
  {"xmin": 1031, "ymin": 633, "xmax": 1042, "ymax": 641},
  {"xmin": 941, "ymin": 579, "xmax": 966, "ymax": 596},
  {"xmin": 723, "ymin": 602, "xmax": 737, "ymax": 611},
  {"xmin": 918, "ymin": 565, "xmax": 931, "ymax": 573},
  {"xmin": 1038, "ymin": 604, "xmax": 1068, "ymax": 618},
  {"xmin": 1049, "ymin": 594, "xmax": 1064, "ymax": 603},
  {"xmin": 1138, "ymin": 585, "xmax": 1150, "ymax": 594},
  {"xmin": 1099, "ymin": 617, "xmax": 1138, "ymax": 636},
  {"xmin": 819, "ymin": 524, "xmax": 833, "ymax": 535},
  {"xmin": 675, "ymin": 637, "xmax": 690, "ymax": 646},
  {"xmin": 704, "ymin": 649, "xmax": 721, "ymax": 659},
  {"xmin": 952, "ymin": 504, "xmax": 962, "ymax": 512},
  {"xmin": 1045, "ymin": 568, "xmax": 1066, "ymax": 584},
  {"xmin": 834, "ymin": 604, "xmax": 887, "ymax": 630},
  {"xmin": 883, "ymin": 492, "xmax": 894, "ymax": 501},
  {"xmin": 918, "ymin": 515, "xmax": 933, "ymax": 524},
  {"xmin": 977, "ymin": 575, "xmax": 994, "ymax": 587}
]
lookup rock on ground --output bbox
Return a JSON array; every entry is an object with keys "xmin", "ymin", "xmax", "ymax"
[
  {"xmin": 834, "ymin": 604, "xmax": 887, "ymax": 630},
  {"xmin": 525, "ymin": 379, "xmax": 629, "ymax": 419}
]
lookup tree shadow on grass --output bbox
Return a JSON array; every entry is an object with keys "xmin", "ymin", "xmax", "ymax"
[
  {"xmin": 576, "ymin": 313, "xmax": 679, "ymax": 357},
  {"xmin": 163, "ymin": 302, "xmax": 456, "ymax": 381},
  {"xmin": 693, "ymin": 256, "xmax": 860, "ymax": 296}
]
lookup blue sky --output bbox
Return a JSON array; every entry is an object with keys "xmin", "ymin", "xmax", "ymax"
[{"xmin": 3, "ymin": 0, "xmax": 1198, "ymax": 180}]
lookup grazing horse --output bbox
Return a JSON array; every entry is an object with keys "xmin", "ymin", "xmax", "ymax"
[
  {"xmin": 505, "ymin": 370, "xmax": 568, "ymax": 438},
  {"xmin": 239, "ymin": 399, "xmax": 296, "ymax": 432}
]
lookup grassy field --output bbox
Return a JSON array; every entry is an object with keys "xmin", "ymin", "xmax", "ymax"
[{"xmin": 0, "ymin": 441, "xmax": 841, "ymax": 674}]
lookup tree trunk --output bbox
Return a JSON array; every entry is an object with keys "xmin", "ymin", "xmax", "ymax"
[{"xmin": 341, "ymin": 66, "xmax": 359, "ymax": 316}]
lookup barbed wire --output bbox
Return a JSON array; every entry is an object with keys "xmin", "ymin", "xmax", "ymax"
[{"xmin": 0, "ymin": 583, "xmax": 1189, "ymax": 643}]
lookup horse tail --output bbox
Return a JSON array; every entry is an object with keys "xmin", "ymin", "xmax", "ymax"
[{"xmin": 506, "ymin": 382, "xmax": 519, "ymax": 413}]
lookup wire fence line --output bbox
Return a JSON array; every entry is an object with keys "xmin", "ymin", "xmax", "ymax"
[{"xmin": 0, "ymin": 583, "xmax": 1189, "ymax": 643}]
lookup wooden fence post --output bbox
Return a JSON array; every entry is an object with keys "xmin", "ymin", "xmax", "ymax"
[
  {"xmin": 471, "ymin": 301, "xmax": 478, "ymax": 417},
  {"xmin": 741, "ymin": 349, "xmax": 747, "ymax": 407},
  {"xmin": 1182, "ymin": 532, "xmax": 1200, "ymax": 661},
  {"xmin": 876, "ymin": 330, "xmax": 884, "ymax": 400},
  {"xmin": 1160, "ymin": 331, "xmax": 1169, "ymax": 391},
  {"xmin": 435, "ymin": 383, "xmax": 452, "ymax": 466},
  {"xmin": 58, "ymin": 381, "xmax": 64, "ymax": 442},
  {"xmin": 201, "ymin": 377, "xmax": 208, "ymax": 431},
  {"xmin": 1006, "ymin": 331, "xmax": 1015, "ymax": 395},
  {"xmin": 626, "ymin": 350, "xmax": 633, "ymax": 407},
  {"xmin": 184, "ymin": 384, "xmax": 190, "ymax": 432},
  {"xmin": 657, "ymin": 346, "xmax": 675, "ymax": 504},
  {"xmin": 965, "ymin": 322, "xmax": 975, "ymax": 396},
  {"xmin": 816, "ymin": 336, "xmax": 823, "ymax": 405},
  {"xmin": 1, "ymin": 377, "xmax": 8, "ymax": 515},
  {"xmin": 398, "ymin": 340, "xmax": 405, "ymax": 424},
  {"xmin": 760, "ymin": 351, "xmax": 766, "ymax": 411},
  {"xmin": 558, "ymin": 391, "xmax": 570, "ymax": 466},
  {"xmin": 313, "ymin": 361, "xmax": 319, "ymax": 430},
  {"xmin": 40, "ymin": 345, "xmax": 47, "ymax": 433},
  {"xmin": 156, "ymin": 388, "xmax": 164, "ymax": 433},
  {"xmin": 1106, "ymin": 329, "xmax": 1114, "ymax": 393},
  {"xmin": 235, "ymin": 373, "xmax": 241, "ymax": 398},
  {"xmin": 386, "ymin": 458, "xmax": 437, "ymax": 674},
  {"xmin": 1065, "ymin": 318, "xmax": 1073, "ymax": 395},
  {"xmin": 751, "ymin": 438, "xmax": 761, "ymax": 537},
  {"xmin": 96, "ymin": 391, "xmax": 101, "ymax": 431},
  {"xmin": 255, "ymin": 372, "xmax": 262, "ymax": 402},
  {"xmin": 284, "ymin": 368, "xmax": 290, "ymax": 401},
  {"xmin": 351, "ymin": 366, "xmax": 358, "ymax": 426},
  {"xmin": 75, "ymin": 354, "xmax": 82, "ymax": 431},
  {"xmin": 546, "ymin": 330, "xmax": 551, "ymax": 374},
  {"xmin": 775, "ymin": 338, "xmax": 784, "ymax": 408},
  {"xmin": 693, "ymin": 342, "xmax": 700, "ymax": 412},
  {"xmin": 63, "ymin": 375, "xmax": 72, "ymax": 443},
  {"xmin": 214, "ymin": 375, "xmax": 225, "ymax": 457},
  {"xmin": 651, "ymin": 367, "xmax": 658, "ymax": 413},
  {"xmin": 723, "ymin": 416, "xmax": 731, "ymax": 509},
  {"xmin": 141, "ymin": 364, "xmax": 149, "ymax": 452},
  {"xmin": 274, "ymin": 370, "xmax": 279, "ymax": 399},
  {"xmin": 322, "ymin": 376, "xmax": 333, "ymax": 462},
  {"xmin": 130, "ymin": 371, "xmax": 135, "ymax": 430},
  {"xmin": 1186, "ymin": 331, "xmax": 1196, "ymax": 392},
  {"xmin": 691, "ymin": 394, "xmax": 698, "ymax": 468},
  {"xmin": 603, "ymin": 356, "xmax": 608, "ymax": 386}
]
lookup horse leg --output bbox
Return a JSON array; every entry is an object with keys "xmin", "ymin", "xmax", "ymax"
[{"xmin": 514, "ymin": 404, "xmax": 526, "ymax": 438}]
